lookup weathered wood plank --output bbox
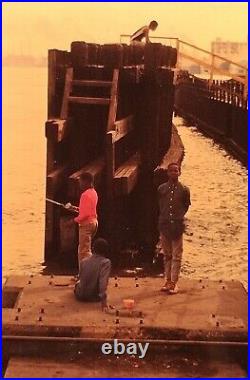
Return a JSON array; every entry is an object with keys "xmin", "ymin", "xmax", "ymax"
[
  {"xmin": 59, "ymin": 215, "xmax": 78, "ymax": 254},
  {"xmin": 68, "ymin": 96, "xmax": 110, "ymax": 105},
  {"xmin": 105, "ymin": 132, "xmax": 116, "ymax": 248},
  {"xmin": 45, "ymin": 165, "xmax": 68, "ymax": 260},
  {"xmin": 113, "ymin": 115, "xmax": 134, "ymax": 142},
  {"xmin": 71, "ymin": 41, "xmax": 88, "ymax": 69},
  {"xmin": 47, "ymin": 165, "xmax": 68, "ymax": 195},
  {"xmin": 144, "ymin": 43, "xmax": 162, "ymax": 71},
  {"xmin": 60, "ymin": 68, "xmax": 73, "ymax": 119},
  {"xmin": 45, "ymin": 179, "xmax": 55, "ymax": 260},
  {"xmin": 45, "ymin": 119, "xmax": 71, "ymax": 143},
  {"xmin": 139, "ymin": 70, "xmax": 160, "ymax": 168},
  {"xmin": 46, "ymin": 139, "xmax": 56, "ymax": 174},
  {"xmin": 114, "ymin": 153, "xmax": 140, "ymax": 196},
  {"xmin": 154, "ymin": 124, "xmax": 184, "ymax": 187},
  {"xmin": 106, "ymin": 132, "xmax": 115, "ymax": 189},
  {"xmin": 48, "ymin": 50, "xmax": 57, "ymax": 119},
  {"xmin": 72, "ymin": 80, "xmax": 112, "ymax": 87},
  {"xmin": 68, "ymin": 158, "xmax": 105, "ymax": 200},
  {"xmin": 47, "ymin": 49, "xmax": 71, "ymax": 119},
  {"xmin": 69, "ymin": 158, "xmax": 104, "ymax": 181},
  {"xmin": 102, "ymin": 44, "xmax": 123, "ymax": 68},
  {"xmin": 107, "ymin": 69, "xmax": 119, "ymax": 131},
  {"xmin": 158, "ymin": 124, "xmax": 184, "ymax": 168}
]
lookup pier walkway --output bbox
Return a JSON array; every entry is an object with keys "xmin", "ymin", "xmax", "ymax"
[
  {"xmin": 3, "ymin": 275, "xmax": 247, "ymax": 342},
  {"xmin": 3, "ymin": 275, "xmax": 247, "ymax": 377}
]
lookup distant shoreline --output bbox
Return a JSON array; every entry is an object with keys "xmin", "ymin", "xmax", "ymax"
[
  {"xmin": 3, "ymin": 64, "xmax": 47, "ymax": 68},
  {"xmin": 3, "ymin": 55, "xmax": 47, "ymax": 68}
]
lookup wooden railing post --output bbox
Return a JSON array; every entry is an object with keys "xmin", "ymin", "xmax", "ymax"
[
  {"xmin": 209, "ymin": 53, "xmax": 215, "ymax": 88},
  {"xmin": 243, "ymin": 70, "xmax": 248, "ymax": 101},
  {"xmin": 176, "ymin": 39, "xmax": 180, "ymax": 69}
]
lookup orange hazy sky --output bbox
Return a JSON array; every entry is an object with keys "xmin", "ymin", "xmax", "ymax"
[{"xmin": 2, "ymin": 2, "xmax": 248, "ymax": 56}]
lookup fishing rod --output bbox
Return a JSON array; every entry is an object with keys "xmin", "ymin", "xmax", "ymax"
[{"xmin": 46, "ymin": 198, "xmax": 79, "ymax": 213}]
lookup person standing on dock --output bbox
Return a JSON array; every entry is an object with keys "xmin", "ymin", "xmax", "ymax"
[
  {"xmin": 74, "ymin": 238, "xmax": 111, "ymax": 312},
  {"xmin": 130, "ymin": 20, "xmax": 158, "ymax": 44},
  {"xmin": 158, "ymin": 163, "xmax": 191, "ymax": 294},
  {"xmin": 74, "ymin": 173, "xmax": 98, "ymax": 269}
]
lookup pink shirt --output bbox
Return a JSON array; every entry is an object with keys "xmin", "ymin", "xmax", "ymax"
[{"xmin": 74, "ymin": 188, "xmax": 98, "ymax": 224}]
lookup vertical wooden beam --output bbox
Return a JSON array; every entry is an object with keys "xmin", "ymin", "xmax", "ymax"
[
  {"xmin": 46, "ymin": 49, "xmax": 71, "ymax": 261},
  {"xmin": 175, "ymin": 39, "xmax": 180, "ymax": 69},
  {"xmin": 71, "ymin": 42, "xmax": 88, "ymax": 69},
  {"xmin": 107, "ymin": 69, "xmax": 119, "ymax": 131},
  {"xmin": 105, "ymin": 131, "xmax": 115, "ymax": 251},
  {"xmin": 45, "ymin": 190, "xmax": 55, "ymax": 261},
  {"xmin": 106, "ymin": 132, "xmax": 115, "ymax": 195},
  {"xmin": 243, "ymin": 71, "xmax": 248, "ymax": 101},
  {"xmin": 46, "ymin": 49, "xmax": 60, "ymax": 259},
  {"xmin": 48, "ymin": 49, "xmax": 71, "ymax": 119},
  {"xmin": 102, "ymin": 44, "xmax": 123, "ymax": 69},
  {"xmin": 45, "ymin": 136, "xmax": 56, "ymax": 261},
  {"xmin": 60, "ymin": 68, "xmax": 73, "ymax": 119},
  {"xmin": 48, "ymin": 50, "xmax": 57, "ymax": 119},
  {"xmin": 140, "ymin": 71, "xmax": 160, "ymax": 168},
  {"xmin": 87, "ymin": 43, "xmax": 98, "ymax": 65},
  {"xmin": 46, "ymin": 138, "xmax": 56, "ymax": 174},
  {"xmin": 144, "ymin": 43, "xmax": 162, "ymax": 71},
  {"xmin": 158, "ymin": 69, "xmax": 174, "ymax": 159},
  {"xmin": 209, "ymin": 53, "xmax": 215, "ymax": 88}
]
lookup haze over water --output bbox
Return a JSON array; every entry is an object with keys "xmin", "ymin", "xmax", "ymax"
[{"xmin": 2, "ymin": 67, "xmax": 247, "ymax": 290}]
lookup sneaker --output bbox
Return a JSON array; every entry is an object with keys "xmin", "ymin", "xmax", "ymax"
[
  {"xmin": 160, "ymin": 280, "xmax": 172, "ymax": 292},
  {"xmin": 70, "ymin": 276, "xmax": 79, "ymax": 283},
  {"xmin": 169, "ymin": 282, "xmax": 179, "ymax": 294}
]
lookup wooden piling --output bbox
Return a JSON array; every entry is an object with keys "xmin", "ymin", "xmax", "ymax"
[{"xmin": 44, "ymin": 41, "xmax": 176, "ymax": 265}]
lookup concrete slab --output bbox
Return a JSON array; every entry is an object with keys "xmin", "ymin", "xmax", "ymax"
[
  {"xmin": 2, "ymin": 276, "xmax": 247, "ymax": 342},
  {"xmin": 5, "ymin": 354, "xmax": 247, "ymax": 378}
]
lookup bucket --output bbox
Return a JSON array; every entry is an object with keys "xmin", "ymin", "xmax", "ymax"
[{"xmin": 123, "ymin": 299, "xmax": 135, "ymax": 310}]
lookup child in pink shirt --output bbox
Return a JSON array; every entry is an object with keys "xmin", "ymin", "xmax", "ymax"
[{"xmin": 74, "ymin": 173, "xmax": 98, "ymax": 269}]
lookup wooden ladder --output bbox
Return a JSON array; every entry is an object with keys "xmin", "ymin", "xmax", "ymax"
[{"xmin": 60, "ymin": 67, "xmax": 119, "ymax": 120}]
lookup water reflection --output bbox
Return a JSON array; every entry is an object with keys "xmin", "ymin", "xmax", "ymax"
[
  {"xmin": 2, "ymin": 68, "xmax": 248, "ymax": 290},
  {"xmin": 175, "ymin": 117, "xmax": 248, "ymax": 289}
]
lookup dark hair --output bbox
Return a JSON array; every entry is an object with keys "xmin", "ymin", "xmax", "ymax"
[
  {"xmin": 167, "ymin": 162, "xmax": 180, "ymax": 170},
  {"xmin": 149, "ymin": 20, "xmax": 158, "ymax": 28},
  {"xmin": 80, "ymin": 172, "xmax": 94, "ymax": 185},
  {"xmin": 92, "ymin": 238, "xmax": 109, "ymax": 257}
]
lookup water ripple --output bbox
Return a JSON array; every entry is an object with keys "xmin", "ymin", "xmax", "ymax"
[{"xmin": 175, "ymin": 117, "xmax": 248, "ymax": 289}]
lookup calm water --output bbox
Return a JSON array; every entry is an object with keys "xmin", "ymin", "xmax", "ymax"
[
  {"xmin": 3, "ymin": 67, "xmax": 47, "ymax": 277},
  {"xmin": 175, "ymin": 117, "xmax": 248, "ymax": 289},
  {"xmin": 2, "ymin": 68, "xmax": 248, "ymax": 288}
]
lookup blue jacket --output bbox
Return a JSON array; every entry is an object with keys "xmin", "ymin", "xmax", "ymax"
[{"xmin": 74, "ymin": 255, "xmax": 111, "ymax": 302}]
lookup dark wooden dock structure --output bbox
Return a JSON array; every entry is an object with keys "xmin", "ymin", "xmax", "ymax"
[
  {"xmin": 45, "ymin": 42, "xmax": 177, "ymax": 266},
  {"xmin": 175, "ymin": 71, "xmax": 248, "ymax": 165},
  {"xmin": 2, "ymin": 35, "xmax": 248, "ymax": 377}
]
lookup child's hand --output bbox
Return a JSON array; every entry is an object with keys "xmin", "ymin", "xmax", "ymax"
[
  {"xmin": 65, "ymin": 203, "xmax": 79, "ymax": 213},
  {"xmin": 64, "ymin": 202, "xmax": 72, "ymax": 209}
]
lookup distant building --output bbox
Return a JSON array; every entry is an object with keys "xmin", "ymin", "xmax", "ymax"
[{"xmin": 211, "ymin": 38, "xmax": 248, "ymax": 74}]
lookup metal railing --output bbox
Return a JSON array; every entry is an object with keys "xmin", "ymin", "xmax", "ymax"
[{"xmin": 120, "ymin": 35, "xmax": 248, "ymax": 97}]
